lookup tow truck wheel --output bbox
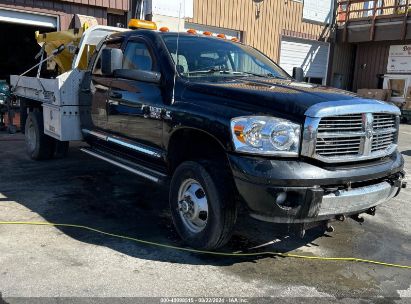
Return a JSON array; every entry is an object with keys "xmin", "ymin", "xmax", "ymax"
[
  {"xmin": 170, "ymin": 161, "xmax": 237, "ymax": 250},
  {"xmin": 25, "ymin": 112, "xmax": 54, "ymax": 160}
]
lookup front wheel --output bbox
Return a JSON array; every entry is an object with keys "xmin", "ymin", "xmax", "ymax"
[{"xmin": 169, "ymin": 161, "xmax": 237, "ymax": 250}]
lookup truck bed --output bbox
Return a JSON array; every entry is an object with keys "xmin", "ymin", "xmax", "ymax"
[{"xmin": 10, "ymin": 69, "xmax": 85, "ymax": 141}]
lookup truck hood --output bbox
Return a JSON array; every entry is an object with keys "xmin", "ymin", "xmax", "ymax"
[{"xmin": 182, "ymin": 77, "xmax": 359, "ymax": 121}]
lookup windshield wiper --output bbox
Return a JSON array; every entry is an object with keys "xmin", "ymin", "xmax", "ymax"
[
  {"xmin": 185, "ymin": 68, "xmax": 235, "ymax": 75},
  {"xmin": 240, "ymin": 72, "xmax": 287, "ymax": 79}
]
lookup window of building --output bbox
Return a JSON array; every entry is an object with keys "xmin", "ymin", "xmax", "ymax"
[{"xmin": 107, "ymin": 12, "xmax": 127, "ymax": 28}]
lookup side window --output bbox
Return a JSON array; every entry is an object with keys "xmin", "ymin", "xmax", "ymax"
[
  {"xmin": 123, "ymin": 41, "xmax": 154, "ymax": 71},
  {"xmin": 92, "ymin": 40, "xmax": 122, "ymax": 76}
]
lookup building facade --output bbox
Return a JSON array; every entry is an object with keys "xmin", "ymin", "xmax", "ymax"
[
  {"xmin": 332, "ymin": 0, "xmax": 411, "ymax": 97},
  {"xmin": 0, "ymin": 0, "xmax": 130, "ymax": 80},
  {"xmin": 0, "ymin": 0, "xmax": 130, "ymax": 30}
]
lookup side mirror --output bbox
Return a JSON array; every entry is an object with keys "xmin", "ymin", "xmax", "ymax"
[
  {"xmin": 101, "ymin": 48, "xmax": 123, "ymax": 75},
  {"xmin": 114, "ymin": 69, "xmax": 161, "ymax": 84},
  {"xmin": 292, "ymin": 67, "xmax": 304, "ymax": 82}
]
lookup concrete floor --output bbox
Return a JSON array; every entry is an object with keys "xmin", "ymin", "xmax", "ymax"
[{"xmin": 0, "ymin": 124, "xmax": 410, "ymax": 302}]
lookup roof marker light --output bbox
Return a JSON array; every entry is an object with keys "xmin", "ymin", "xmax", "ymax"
[
  {"xmin": 128, "ymin": 19, "xmax": 157, "ymax": 30},
  {"xmin": 203, "ymin": 31, "xmax": 213, "ymax": 36},
  {"xmin": 231, "ymin": 37, "xmax": 239, "ymax": 42},
  {"xmin": 187, "ymin": 29, "xmax": 197, "ymax": 35},
  {"xmin": 159, "ymin": 27, "xmax": 170, "ymax": 32},
  {"xmin": 217, "ymin": 33, "xmax": 226, "ymax": 39}
]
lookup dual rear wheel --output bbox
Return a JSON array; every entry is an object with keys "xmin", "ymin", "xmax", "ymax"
[{"xmin": 25, "ymin": 112, "xmax": 69, "ymax": 160}]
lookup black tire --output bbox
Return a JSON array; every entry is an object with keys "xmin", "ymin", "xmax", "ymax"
[
  {"xmin": 25, "ymin": 112, "xmax": 55, "ymax": 160},
  {"xmin": 54, "ymin": 141, "xmax": 69, "ymax": 159},
  {"xmin": 20, "ymin": 99, "xmax": 27, "ymax": 134},
  {"xmin": 169, "ymin": 161, "xmax": 237, "ymax": 250}
]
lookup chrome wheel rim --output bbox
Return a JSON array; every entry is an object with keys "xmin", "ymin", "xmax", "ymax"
[
  {"xmin": 26, "ymin": 122, "xmax": 36, "ymax": 152},
  {"xmin": 177, "ymin": 178, "xmax": 209, "ymax": 234}
]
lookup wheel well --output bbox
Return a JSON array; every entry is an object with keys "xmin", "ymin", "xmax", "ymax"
[
  {"xmin": 167, "ymin": 129, "xmax": 230, "ymax": 173},
  {"xmin": 19, "ymin": 98, "xmax": 42, "ymax": 133},
  {"xmin": 22, "ymin": 98, "xmax": 42, "ymax": 111}
]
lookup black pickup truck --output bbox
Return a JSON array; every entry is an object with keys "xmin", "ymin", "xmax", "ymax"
[{"xmin": 24, "ymin": 28, "xmax": 407, "ymax": 250}]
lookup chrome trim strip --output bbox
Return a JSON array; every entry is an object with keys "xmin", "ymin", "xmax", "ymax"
[
  {"xmin": 107, "ymin": 137, "xmax": 162, "ymax": 158},
  {"xmin": 363, "ymin": 113, "xmax": 373, "ymax": 156},
  {"xmin": 317, "ymin": 132, "xmax": 365, "ymax": 138},
  {"xmin": 301, "ymin": 117, "xmax": 321, "ymax": 158},
  {"xmin": 82, "ymin": 129, "xmax": 162, "ymax": 158},
  {"xmin": 304, "ymin": 99, "xmax": 401, "ymax": 118},
  {"xmin": 82, "ymin": 129, "xmax": 108, "ymax": 141},
  {"xmin": 81, "ymin": 148, "xmax": 160, "ymax": 183}
]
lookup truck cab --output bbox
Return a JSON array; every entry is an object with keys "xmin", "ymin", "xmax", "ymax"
[{"xmin": 12, "ymin": 21, "xmax": 406, "ymax": 250}]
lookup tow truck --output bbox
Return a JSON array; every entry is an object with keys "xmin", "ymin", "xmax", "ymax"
[{"xmin": 10, "ymin": 19, "xmax": 406, "ymax": 249}]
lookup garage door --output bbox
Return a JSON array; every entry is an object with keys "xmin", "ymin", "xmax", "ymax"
[
  {"xmin": 0, "ymin": 8, "xmax": 57, "ymax": 29},
  {"xmin": 279, "ymin": 37, "xmax": 329, "ymax": 84}
]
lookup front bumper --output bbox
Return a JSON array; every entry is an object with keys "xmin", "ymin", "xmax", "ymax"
[{"xmin": 229, "ymin": 151, "xmax": 405, "ymax": 223}]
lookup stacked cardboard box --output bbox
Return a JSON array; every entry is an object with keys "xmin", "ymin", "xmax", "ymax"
[{"xmin": 357, "ymin": 89, "xmax": 391, "ymax": 101}]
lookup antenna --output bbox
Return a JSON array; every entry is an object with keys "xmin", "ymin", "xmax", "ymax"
[{"xmin": 171, "ymin": 1, "xmax": 183, "ymax": 104}]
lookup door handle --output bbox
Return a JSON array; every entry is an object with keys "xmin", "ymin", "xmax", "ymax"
[{"xmin": 109, "ymin": 92, "xmax": 122, "ymax": 99}]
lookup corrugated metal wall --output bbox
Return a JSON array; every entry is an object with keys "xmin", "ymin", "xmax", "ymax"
[
  {"xmin": 0, "ymin": 0, "xmax": 129, "ymax": 29},
  {"xmin": 188, "ymin": 0, "xmax": 331, "ymax": 62},
  {"xmin": 58, "ymin": 0, "xmax": 129, "ymax": 11}
]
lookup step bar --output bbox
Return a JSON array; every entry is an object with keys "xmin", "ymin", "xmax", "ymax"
[{"xmin": 81, "ymin": 147, "xmax": 168, "ymax": 184}]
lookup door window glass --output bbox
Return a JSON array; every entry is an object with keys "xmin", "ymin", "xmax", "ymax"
[{"xmin": 123, "ymin": 41, "xmax": 154, "ymax": 71}]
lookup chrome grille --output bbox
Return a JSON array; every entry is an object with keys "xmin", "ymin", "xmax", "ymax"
[
  {"xmin": 303, "ymin": 113, "xmax": 399, "ymax": 163},
  {"xmin": 318, "ymin": 114, "xmax": 363, "ymax": 133},
  {"xmin": 373, "ymin": 114, "xmax": 396, "ymax": 130},
  {"xmin": 372, "ymin": 133, "xmax": 395, "ymax": 152},
  {"xmin": 316, "ymin": 136, "xmax": 362, "ymax": 157}
]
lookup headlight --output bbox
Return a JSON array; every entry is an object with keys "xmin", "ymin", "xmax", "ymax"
[{"xmin": 231, "ymin": 116, "xmax": 301, "ymax": 156}]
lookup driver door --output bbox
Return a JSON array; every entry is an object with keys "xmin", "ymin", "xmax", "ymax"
[{"xmin": 107, "ymin": 38, "xmax": 164, "ymax": 150}]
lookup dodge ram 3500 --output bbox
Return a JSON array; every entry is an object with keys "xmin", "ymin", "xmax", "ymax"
[{"xmin": 11, "ymin": 20, "xmax": 406, "ymax": 250}]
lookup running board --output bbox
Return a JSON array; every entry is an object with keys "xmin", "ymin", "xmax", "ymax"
[{"xmin": 81, "ymin": 147, "xmax": 168, "ymax": 184}]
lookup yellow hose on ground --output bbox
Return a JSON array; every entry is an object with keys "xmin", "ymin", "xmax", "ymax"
[{"xmin": 0, "ymin": 221, "xmax": 409, "ymax": 270}]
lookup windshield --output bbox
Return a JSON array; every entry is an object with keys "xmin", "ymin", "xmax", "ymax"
[{"xmin": 162, "ymin": 35, "xmax": 290, "ymax": 79}]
